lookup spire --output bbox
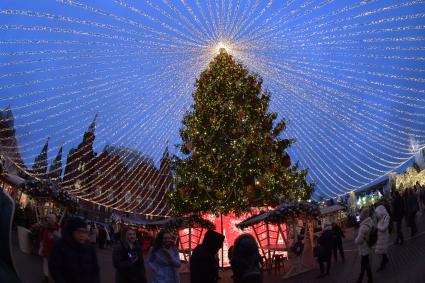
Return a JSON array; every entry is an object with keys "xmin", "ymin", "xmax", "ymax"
[
  {"xmin": 33, "ymin": 137, "xmax": 50, "ymax": 178},
  {"xmin": 162, "ymin": 140, "xmax": 170, "ymax": 159},
  {"xmin": 83, "ymin": 113, "xmax": 98, "ymax": 145},
  {"xmin": 160, "ymin": 141, "xmax": 171, "ymax": 176},
  {"xmin": 87, "ymin": 113, "xmax": 98, "ymax": 134},
  {"xmin": 49, "ymin": 143, "xmax": 63, "ymax": 181}
]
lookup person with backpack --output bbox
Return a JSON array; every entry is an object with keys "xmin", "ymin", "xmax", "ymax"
[
  {"xmin": 354, "ymin": 208, "xmax": 374, "ymax": 283},
  {"xmin": 375, "ymin": 205, "xmax": 390, "ymax": 272}
]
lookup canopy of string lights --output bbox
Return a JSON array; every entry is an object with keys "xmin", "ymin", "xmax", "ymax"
[{"xmin": 0, "ymin": 1, "xmax": 424, "ymax": 216}]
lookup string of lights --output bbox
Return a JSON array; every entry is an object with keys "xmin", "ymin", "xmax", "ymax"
[{"xmin": 0, "ymin": 0, "xmax": 424, "ymax": 213}]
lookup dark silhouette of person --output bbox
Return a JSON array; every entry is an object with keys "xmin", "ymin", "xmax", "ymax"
[
  {"xmin": 112, "ymin": 228, "xmax": 147, "ymax": 283},
  {"xmin": 230, "ymin": 233, "xmax": 262, "ymax": 283},
  {"xmin": 331, "ymin": 222, "xmax": 345, "ymax": 262},
  {"xmin": 190, "ymin": 230, "xmax": 225, "ymax": 283},
  {"xmin": 49, "ymin": 217, "xmax": 100, "ymax": 283}
]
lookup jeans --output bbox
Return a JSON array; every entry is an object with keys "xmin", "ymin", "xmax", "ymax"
[{"xmin": 357, "ymin": 254, "xmax": 373, "ymax": 283}]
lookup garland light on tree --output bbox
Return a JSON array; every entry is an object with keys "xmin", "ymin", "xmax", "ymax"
[{"xmin": 169, "ymin": 49, "xmax": 313, "ymax": 215}]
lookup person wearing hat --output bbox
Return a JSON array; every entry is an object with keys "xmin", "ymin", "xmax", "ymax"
[
  {"xmin": 49, "ymin": 217, "xmax": 100, "ymax": 283},
  {"xmin": 190, "ymin": 229, "xmax": 225, "ymax": 283}
]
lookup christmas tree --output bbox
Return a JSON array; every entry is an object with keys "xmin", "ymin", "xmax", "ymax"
[{"xmin": 169, "ymin": 49, "xmax": 313, "ymax": 215}]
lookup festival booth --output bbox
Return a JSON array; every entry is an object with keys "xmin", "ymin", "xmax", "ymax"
[
  {"xmin": 394, "ymin": 167, "xmax": 425, "ymax": 192},
  {"xmin": 236, "ymin": 201, "xmax": 320, "ymax": 278},
  {"xmin": 147, "ymin": 215, "xmax": 215, "ymax": 263},
  {"xmin": 19, "ymin": 179, "xmax": 77, "ymax": 225},
  {"xmin": 319, "ymin": 204, "xmax": 345, "ymax": 227},
  {"xmin": 1, "ymin": 171, "xmax": 77, "ymax": 254}
]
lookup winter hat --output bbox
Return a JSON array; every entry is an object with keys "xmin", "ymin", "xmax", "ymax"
[
  {"xmin": 202, "ymin": 230, "xmax": 225, "ymax": 254},
  {"xmin": 63, "ymin": 217, "xmax": 87, "ymax": 237}
]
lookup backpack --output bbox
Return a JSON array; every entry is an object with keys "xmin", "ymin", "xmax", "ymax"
[{"xmin": 367, "ymin": 226, "xmax": 378, "ymax": 247}]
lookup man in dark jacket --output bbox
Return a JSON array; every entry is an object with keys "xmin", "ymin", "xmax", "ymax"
[
  {"xmin": 49, "ymin": 217, "xmax": 100, "ymax": 283},
  {"xmin": 0, "ymin": 189, "xmax": 21, "ymax": 283},
  {"xmin": 391, "ymin": 190, "xmax": 404, "ymax": 245},
  {"xmin": 331, "ymin": 222, "xmax": 345, "ymax": 262},
  {"xmin": 317, "ymin": 224, "xmax": 334, "ymax": 278},
  {"xmin": 406, "ymin": 189, "xmax": 419, "ymax": 236},
  {"xmin": 112, "ymin": 228, "xmax": 147, "ymax": 283},
  {"xmin": 190, "ymin": 229, "xmax": 225, "ymax": 283},
  {"xmin": 98, "ymin": 225, "xmax": 107, "ymax": 249}
]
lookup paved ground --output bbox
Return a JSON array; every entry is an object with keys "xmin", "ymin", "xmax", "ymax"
[{"xmin": 12, "ymin": 211, "xmax": 425, "ymax": 283}]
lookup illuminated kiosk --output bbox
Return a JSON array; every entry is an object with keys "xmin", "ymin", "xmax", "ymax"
[
  {"xmin": 147, "ymin": 215, "xmax": 215, "ymax": 263},
  {"xmin": 236, "ymin": 201, "xmax": 320, "ymax": 279}
]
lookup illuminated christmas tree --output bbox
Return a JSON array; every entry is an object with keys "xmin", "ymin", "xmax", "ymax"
[{"xmin": 169, "ymin": 49, "xmax": 313, "ymax": 215}]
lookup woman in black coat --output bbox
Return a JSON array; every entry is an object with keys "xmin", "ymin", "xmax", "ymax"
[
  {"xmin": 49, "ymin": 217, "xmax": 100, "ymax": 283},
  {"xmin": 316, "ymin": 224, "xmax": 334, "ymax": 278},
  {"xmin": 112, "ymin": 229, "xmax": 147, "ymax": 283}
]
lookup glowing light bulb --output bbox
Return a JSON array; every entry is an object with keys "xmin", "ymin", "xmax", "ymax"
[{"xmin": 217, "ymin": 42, "xmax": 228, "ymax": 53}]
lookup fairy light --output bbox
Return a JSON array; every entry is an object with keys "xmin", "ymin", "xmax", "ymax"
[{"xmin": 0, "ymin": 0, "xmax": 424, "ymax": 212}]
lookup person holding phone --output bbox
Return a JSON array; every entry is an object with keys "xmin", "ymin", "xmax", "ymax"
[
  {"xmin": 113, "ymin": 228, "xmax": 147, "ymax": 283},
  {"xmin": 148, "ymin": 230, "xmax": 181, "ymax": 283}
]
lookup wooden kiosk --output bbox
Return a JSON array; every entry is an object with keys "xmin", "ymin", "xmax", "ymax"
[
  {"xmin": 237, "ymin": 201, "xmax": 320, "ymax": 279},
  {"xmin": 147, "ymin": 215, "xmax": 215, "ymax": 263}
]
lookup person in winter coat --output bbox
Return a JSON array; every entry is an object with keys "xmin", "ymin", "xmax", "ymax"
[
  {"xmin": 49, "ymin": 217, "xmax": 100, "ymax": 283},
  {"xmin": 406, "ymin": 188, "xmax": 419, "ymax": 236},
  {"xmin": 316, "ymin": 224, "xmax": 334, "ymax": 278},
  {"xmin": 40, "ymin": 214, "xmax": 60, "ymax": 283},
  {"xmin": 190, "ymin": 229, "xmax": 225, "ymax": 283},
  {"xmin": 331, "ymin": 222, "xmax": 345, "ymax": 262},
  {"xmin": 391, "ymin": 191, "xmax": 404, "ymax": 245},
  {"xmin": 147, "ymin": 230, "xmax": 181, "ymax": 283},
  {"xmin": 112, "ymin": 228, "xmax": 147, "ymax": 283},
  {"xmin": 375, "ymin": 205, "xmax": 390, "ymax": 272},
  {"xmin": 230, "ymin": 233, "xmax": 262, "ymax": 283},
  {"xmin": 98, "ymin": 225, "xmax": 107, "ymax": 249},
  {"xmin": 355, "ymin": 208, "xmax": 374, "ymax": 283}
]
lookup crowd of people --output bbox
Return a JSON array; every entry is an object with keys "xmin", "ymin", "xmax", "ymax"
[
  {"xmin": 314, "ymin": 182, "xmax": 424, "ymax": 283},
  {"xmin": 18, "ymin": 182, "xmax": 425, "ymax": 283},
  {"xmin": 35, "ymin": 214, "xmax": 267, "ymax": 283},
  {"xmin": 314, "ymin": 222, "xmax": 345, "ymax": 278}
]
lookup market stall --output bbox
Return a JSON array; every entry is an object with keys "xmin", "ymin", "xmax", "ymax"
[
  {"xmin": 237, "ymin": 201, "xmax": 320, "ymax": 278},
  {"xmin": 147, "ymin": 214, "xmax": 215, "ymax": 263},
  {"xmin": 319, "ymin": 204, "xmax": 345, "ymax": 227}
]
